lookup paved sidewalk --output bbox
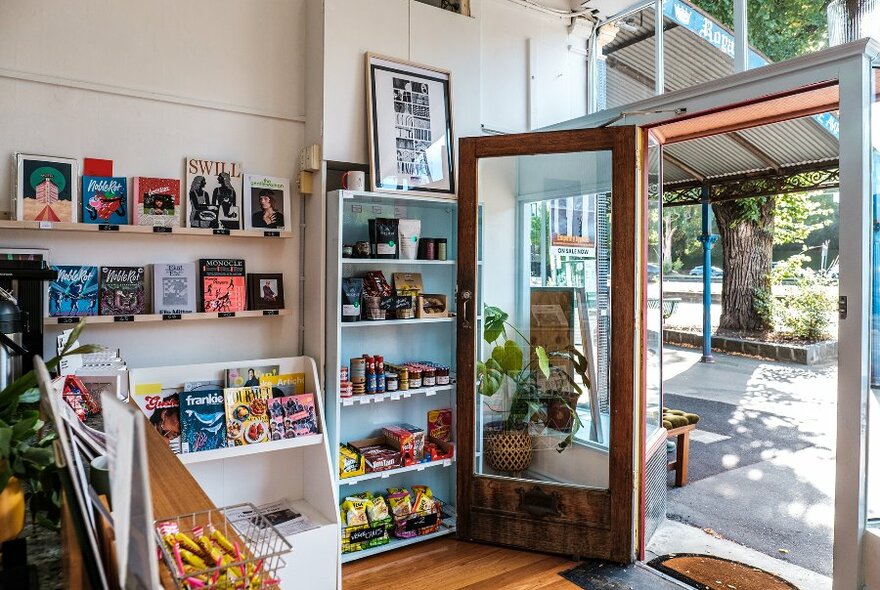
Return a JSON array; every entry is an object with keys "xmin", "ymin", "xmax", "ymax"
[{"xmin": 661, "ymin": 345, "xmax": 837, "ymax": 577}]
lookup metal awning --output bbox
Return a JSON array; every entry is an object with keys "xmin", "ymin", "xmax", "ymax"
[{"xmin": 601, "ymin": 1, "xmax": 841, "ymax": 204}]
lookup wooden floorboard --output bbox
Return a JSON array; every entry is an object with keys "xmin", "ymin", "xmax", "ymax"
[{"xmin": 342, "ymin": 538, "xmax": 580, "ymax": 590}]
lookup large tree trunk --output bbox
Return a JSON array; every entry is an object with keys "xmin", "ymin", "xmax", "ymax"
[{"xmin": 713, "ymin": 198, "xmax": 775, "ymax": 332}]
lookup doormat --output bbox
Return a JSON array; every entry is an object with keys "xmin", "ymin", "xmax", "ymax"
[
  {"xmin": 559, "ymin": 559, "xmax": 686, "ymax": 589},
  {"xmin": 648, "ymin": 554, "xmax": 800, "ymax": 590}
]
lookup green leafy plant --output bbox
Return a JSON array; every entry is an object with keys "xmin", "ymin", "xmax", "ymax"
[
  {"xmin": 780, "ymin": 269, "xmax": 834, "ymax": 341},
  {"xmin": 0, "ymin": 320, "xmax": 101, "ymax": 529},
  {"xmin": 477, "ymin": 305, "xmax": 585, "ymax": 452}
]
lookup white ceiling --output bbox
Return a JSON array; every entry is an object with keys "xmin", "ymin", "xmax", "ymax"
[{"xmin": 581, "ymin": 0, "xmax": 643, "ymax": 19}]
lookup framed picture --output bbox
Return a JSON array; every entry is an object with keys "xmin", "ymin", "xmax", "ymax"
[
  {"xmin": 247, "ymin": 273, "xmax": 285, "ymax": 310},
  {"xmin": 15, "ymin": 153, "xmax": 79, "ymax": 222},
  {"xmin": 243, "ymin": 175, "xmax": 290, "ymax": 232},
  {"xmin": 365, "ymin": 53, "xmax": 455, "ymax": 196}
]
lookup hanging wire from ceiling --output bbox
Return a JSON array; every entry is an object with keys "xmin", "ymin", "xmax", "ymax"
[{"xmin": 503, "ymin": 0, "xmax": 600, "ymax": 22}]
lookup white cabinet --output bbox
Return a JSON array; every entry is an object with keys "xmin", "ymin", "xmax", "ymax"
[
  {"xmin": 324, "ymin": 189, "xmax": 458, "ymax": 562},
  {"xmin": 129, "ymin": 355, "xmax": 340, "ymax": 590}
]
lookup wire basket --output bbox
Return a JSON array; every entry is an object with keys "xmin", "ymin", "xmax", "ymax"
[
  {"xmin": 155, "ymin": 503, "xmax": 293, "ymax": 589},
  {"xmin": 392, "ymin": 497, "xmax": 455, "ymax": 539}
]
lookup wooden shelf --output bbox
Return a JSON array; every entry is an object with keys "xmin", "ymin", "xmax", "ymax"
[
  {"xmin": 341, "ymin": 259, "xmax": 454, "ymax": 266},
  {"xmin": 178, "ymin": 434, "xmax": 324, "ymax": 465},
  {"xmin": 340, "ymin": 457, "xmax": 455, "ymax": 486},
  {"xmin": 44, "ymin": 308, "xmax": 291, "ymax": 325},
  {"xmin": 0, "ymin": 219, "xmax": 293, "ymax": 239},
  {"xmin": 341, "ymin": 317, "xmax": 454, "ymax": 328},
  {"xmin": 340, "ymin": 516, "xmax": 456, "ymax": 563},
  {"xmin": 340, "ymin": 384, "xmax": 455, "ymax": 406}
]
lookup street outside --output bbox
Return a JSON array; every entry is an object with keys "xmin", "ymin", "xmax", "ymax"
[{"xmin": 659, "ymin": 339, "xmax": 836, "ymax": 586}]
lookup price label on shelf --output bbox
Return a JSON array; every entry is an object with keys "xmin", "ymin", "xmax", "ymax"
[
  {"xmin": 426, "ymin": 389, "xmax": 437, "ymax": 397},
  {"xmin": 371, "ymin": 205, "xmax": 383, "ymax": 214},
  {"xmin": 380, "ymin": 472, "xmax": 391, "ymax": 479},
  {"xmin": 351, "ymin": 204, "xmax": 362, "ymax": 213},
  {"xmin": 58, "ymin": 317, "xmax": 79, "ymax": 324},
  {"xmin": 443, "ymin": 459, "xmax": 452, "ymax": 467},
  {"xmin": 153, "ymin": 226, "xmax": 172, "ymax": 234},
  {"xmin": 402, "ymin": 392, "xmax": 411, "ymax": 398},
  {"xmin": 416, "ymin": 465, "xmax": 426, "ymax": 472},
  {"xmin": 262, "ymin": 310, "xmax": 279, "ymax": 316},
  {"xmin": 162, "ymin": 314, "xmax": 182, "ymax": 321},
  {"xmin": 358, "ymin": 397, "xmax": 370, "ymax": 405},
  {"xmin": 374, "ymin": 397, "xmax": 384, "ymax": 403},
  {"xmin": 213, "ymin": 228, "xmax": 230, "ymax": 236},
  {"xmin": 264, "ymin": 231, "xmax": 280, "ymax": 238},
  {"xmin": 390, "ymin": 393, "xmax": 400, "ymax": 401},
  {"xmin": 114, "ymin": 315, "xmax": 134, "ymax": 322},
  {"xmin": 218, "ymin": 312, "xmax": 236, "ymax": 318},
  {"xmin": 342, "ymin": 398, "xmax": 354, "ymax": 406},
  {"xmin": 98, "ymin": 224, "xmax": 120, "ymax": 232},
  {"xmin": 39, "ymin": 221, "xmax": 53, "ymax": 229}
]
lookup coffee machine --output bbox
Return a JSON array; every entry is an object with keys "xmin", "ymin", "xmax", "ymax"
[{"xmin": 0, "ymin": 256, "xmax": 57, "ymax": 382}]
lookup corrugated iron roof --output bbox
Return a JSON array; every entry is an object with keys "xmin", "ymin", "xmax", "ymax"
[{"xmin": 600, "ymin": 3, "xmax": 839, "ymax": 185}]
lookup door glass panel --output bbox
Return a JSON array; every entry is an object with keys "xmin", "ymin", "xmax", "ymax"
[
  {"xmin": 869, "ymin": 66, "xmax": 880, "ymax": 521},
  {"xmin": 476, "ymin": 151, "xmax": 612, "ymax": 489},
  {"xmin": 646, "ymin": 136, "xmax": 662, "ymax": 437}
]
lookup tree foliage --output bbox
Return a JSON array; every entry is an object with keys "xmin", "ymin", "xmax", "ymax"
[{"xmin": 690, "ymin": 0, "xmax": 830, "ymax": 62}]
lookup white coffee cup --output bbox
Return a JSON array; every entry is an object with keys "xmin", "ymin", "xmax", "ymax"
[{"xmin": 342, "ymin": 171, "xmax": 366, "ymax": 191}]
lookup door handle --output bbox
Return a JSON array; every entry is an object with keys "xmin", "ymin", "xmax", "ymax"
[{"xmin": 460, "ymin": 290, "xmax": 472, "ymax": 329}]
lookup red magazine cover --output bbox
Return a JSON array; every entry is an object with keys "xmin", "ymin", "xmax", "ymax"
[
  {"xmin": 199, "ymin": 258, "xmax": 246, "ymax": 312},
  {"xmin": 132, "ymin": 177, "xmax": 181, "ymax": 227}
]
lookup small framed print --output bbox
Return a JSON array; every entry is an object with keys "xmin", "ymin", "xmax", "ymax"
[
  {"xmin": 243, "ymin": 175, "xmax": 290, "ymax": 232},
  {"xmin": 366, "ymin": 53, "xmax": 455, "ymax": 197},
  {"xmin": 15, "ymin": 153, "xmax": 79, "ymax": 222},
  {"xmin": 248, "ymin": 273, "xmax": 285, "ymax": 311}
]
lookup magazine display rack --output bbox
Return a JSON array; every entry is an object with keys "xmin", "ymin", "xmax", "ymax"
[
  {"xmin": 325, "ymin": 190, "xmax": 458, "ymax": 563},
  {"xmin": 130, "ymin": 355, "xmax": 340, "ymax": 590}
]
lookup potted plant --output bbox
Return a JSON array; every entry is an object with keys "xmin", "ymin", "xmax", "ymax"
[
  {"xmin": 0, "ymin": 320, "xmax": 99, "ymax": 539},
  {"xmin": 477, "ymin": 306, "xmax": 585, "ymax": 473}
]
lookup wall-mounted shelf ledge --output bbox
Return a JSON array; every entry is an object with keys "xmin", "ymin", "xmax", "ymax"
[
  {"xmin": 341, "ymin": 258, "xmax": 455, "ymax": 266},
  {"xmin": 0, "ymin": 220, "xmax": 293, "ymax": 239},
  {"xmin": 340, "ymin": 383, "xmax": 456, "ymax": 405},
  {"xmin": 178, "ymin": 434, "xmax": 324, "ymax": 465},
  {"xmin": 45, "ymin": 308, "xmax": 291, "ymax": 325}
]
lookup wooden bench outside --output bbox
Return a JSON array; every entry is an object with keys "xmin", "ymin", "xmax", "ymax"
[{"xmin": 666, "ymin": 423, "xmax": 696, "ymax": 487}]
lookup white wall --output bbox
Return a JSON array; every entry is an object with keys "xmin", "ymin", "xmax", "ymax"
[{"xmin": 0, "ymin": 0, "xmax": 307, "ymax": 367}]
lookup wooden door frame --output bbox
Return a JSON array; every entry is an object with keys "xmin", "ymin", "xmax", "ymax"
[{"xmin": 456, "ymin": 126, "xmax": 644, "ymax": 563}]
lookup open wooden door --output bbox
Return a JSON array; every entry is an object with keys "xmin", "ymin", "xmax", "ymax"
[{"xmin": 455, "ymin": 126, "xmax": 644, "ymax": 563}]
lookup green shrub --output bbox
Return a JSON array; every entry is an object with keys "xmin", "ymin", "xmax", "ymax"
[{"xmin": 780, "ymin": 270, "xmax": 834, "ymax": 341}]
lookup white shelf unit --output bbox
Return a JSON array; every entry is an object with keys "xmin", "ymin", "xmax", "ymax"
[
  {"xmin": 325, "ymin": 190, "xmax": 458, "ymax": 562},
  {"xmin": 129, "ymin": 356, "xmax": 340, "ymax": 590}
]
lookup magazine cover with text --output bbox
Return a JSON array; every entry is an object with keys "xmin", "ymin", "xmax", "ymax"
[{"xmin": 223, "ymin": 386, "xmax": 271, "ymax": 446}]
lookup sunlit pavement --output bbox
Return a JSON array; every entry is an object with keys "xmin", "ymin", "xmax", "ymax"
[{"xmin": 654, "ymin": 344, "xmax": 836, "ymax": 584}]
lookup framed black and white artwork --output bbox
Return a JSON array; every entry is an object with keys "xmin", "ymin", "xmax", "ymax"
[{"xmin": 366, "ymin": 53, "xmax": 455, "ymax": 197}]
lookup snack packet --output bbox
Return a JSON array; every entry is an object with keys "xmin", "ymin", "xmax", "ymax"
[
  {"xmin": 411, "ymin": 485, "xmax": 433, "ymax": 498},
  {"xmin": 341, "ymin": 498, "xmax": 369, "ymax": 527},
  {"xmin": 367, "ymin": 495, "xmax": 390, "ymax": 523},
  {"xmin": 387, "ymin": 492, "xmax": 412, "ymax": 519}
]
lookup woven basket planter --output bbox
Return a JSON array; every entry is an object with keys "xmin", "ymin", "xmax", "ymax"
[{"xmin": 484, "ymin": 423, "xmax": 533, "ymax": 473}]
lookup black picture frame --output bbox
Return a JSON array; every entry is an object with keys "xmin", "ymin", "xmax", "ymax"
[
  {"xmin": 366, "ymin": 53, "xmax": 456, "ymax": 197},
  {"xmin": 247, "ymin": 273, "xmax": 285, "ymax": 310}
]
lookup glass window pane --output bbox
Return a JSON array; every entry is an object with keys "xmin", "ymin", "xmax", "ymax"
[
  {"xmin": 597, "ymin": 5, "xmax": 656, "ymax": 110},
  {"xmin": 663, "ymin": 0, "xmax": 735, "ymax": 92},
  {"xmin": 476, "ymin": 151, "xmax": 612, "ymax": 489},
  {"xmin": 748, "ymin": 0, "xmax": 828, "ymax": 67}
]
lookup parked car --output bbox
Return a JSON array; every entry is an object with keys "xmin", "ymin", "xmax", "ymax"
[
  {"xmin": 647, "ymin": 263, "xmax": 661, "ymax": 282},
  {"xmin": 689, "ymin": 265, "xmax": 723, "ymax": 278}
]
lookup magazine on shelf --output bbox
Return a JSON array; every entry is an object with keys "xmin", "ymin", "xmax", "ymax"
[
  {"xmin": 185, "ymin": 158, "xmax": 243, "ymax": 230},
  {"xmin": 81, "ymin": 176, "xmax": 128, "ymax": 225},
  {"xmin": 223, "ymin": 386, "xmax": 271, "ymax": 446},
  {"xmin": 198, "ymin": 258, "xmax": 246, "ymax": 313},
  {"xmin": 227, "ymin": 364, "xmax": 279, "ymax": 388},
  {"xmin": 132, "ymin": 177, "xmax": 181, "ymax": 227},
  {"xmin": 258, "ymin": 372, "xmax": 305, "ymax": 397},
  {"xmin": 99, "ymin": 266, "xmax": 146, "ymax": 315},
  {"xmin": 179, "ymin": 386, "xmax": 226, "ymax": 453},
  {"xmin": 132, "ymin": 383, "xmax": 181, "ymax": 454},
  {"xmin": 225, "ymin": 500, "xmax": 317, "ymax": 538},
  {"xmin": 153, "ymin": 263, "xmax": 197, "ymax": 314},
  {"xmin": 48, "ymin": 265, "xmax": 99, "ymax": 317}
]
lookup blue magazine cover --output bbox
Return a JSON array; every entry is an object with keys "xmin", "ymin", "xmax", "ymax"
[
  {"xmin": 48, "ymin": 265, "xmax": 99, "ymax": 317},
  {"xmin": 179, "ymin": 385, "xmax": 227, "ymax": 453},
  {"xmin": 82, "ymin": 176, "xmax": 128, "ymax": 224}
]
